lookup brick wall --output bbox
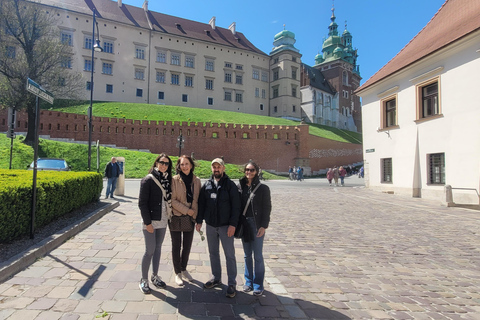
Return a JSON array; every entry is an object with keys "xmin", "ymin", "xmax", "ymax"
[{"xmin": 0, "ymin": 109, "xmax": 363, "ymax": 173}]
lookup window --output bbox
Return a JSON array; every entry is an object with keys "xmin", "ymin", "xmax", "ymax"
[
  {"xmin": 273, "ymin": 58, "xmax": 279, "ymax": 64},
  {"xmin": 61, "ymin": 31, "xmax": 73, "ymax": 46},
  {"xmin": 292, "ymin": 105, "xmax": 296, "ymax": 113},
  {"xmin": 235, "ymin": 93, "xmax": 243, "ymax": 103},
  {"xmin": 225, "ymin": 62, "xmax": 232, "ymax": 68},
  {"xmin": 382, "ymin": 158, "xmax": 392, "ymax": 183},
  {"xmin": 156, "ymin": 51, "xmax": 166, "ymax": 63},
  {"xmin": 6, "ymin": 46, "xmax": 16, "ymax": 59},
  {"xmin": 235, "ymin": 74, "xmax": 243, "ymax": 85},
  {"xmin": 255, "ymin": 88, "xmax": 259, "ymax": 97},
  {"xmin": 224, "ymin": 91, "xmax": 232, "ymax": 101},
  {"xmin": 205, "ymin": 59, "xmax": 214, "ymax": 71},
  {"xmin": 171, "ymin": 74, "xmax": 180, "ymax": 85},
  {"xmin": 262, "ymin": 89, "xmax": 266, "ymax": 99},
  {"xmin": 205, "ymin": 79, "xmax": 213, "ymax": 90},
  {"xmin": 86, "ymin": 81, "xmax": 91, "ymax": 91},
  {"xmin": 273, "ymin": 106, "xmax": 278, "ymax": 113},
  {"xmin": 182, "ymin": 94, "xmax": 188, "ymax": 102},
  {"xmin": 84, "ymin": 59, "xmax": 92, "ymax": 72},
  {"xmin": 428, "ymin": 153, "xmax": 445, "ymax": 184},
  {"xmin": 185, "ymin": 76, "xmax": 193, "ymax": 87},
  {"xmin": 292, "ymin": 87, "xmax": 297, "ymax": 98},
  {"xmin": 292, "ymin": 57, "xmax": 297, "ymax": 62},
  {"xmin": 103, "ymin": 40, "xmax": 114, "ymax": 53},
  {"xmin": 383, "ymin": 97, "xmax": 397, "ymax": 128},
  {"xmin": 208, "ymin": 97, "xmax": 214, "ymax": 105},
  {"xmin": 342, "ymin": 70, "xmax": 348, "ymax": 85},
  {"xmin": 60, "ymin": 56, "xmax": 71, "ymax": 68},
  {"xmin": 106, "ymin": 84, "xmax": 113, "ymax": 93},
  {"xmin": 260, "ymin": 104, "xmax": 264, "ymax": 111},
  {"xmin": 156, "ymin": 71, "xmax": 165, "ymax": 83},
  {"xmin": 136, "ymin": 88, "xmax": 143, "ymax": 97},
  {"xmin": 158, "ymin": 91, "xmax": 165, "ymax": 99},
  {"xmin": 135, "ymin": 68, "xmax": 145, "ymax": 80},
  {"xmin": 225, "ymin": 72, "xmax": 232, "ymax": 83},
  {"xmin": 84, "ymin": 35, "xmax": 93, "ymax": 49},
  {"xmin": 235, "ymin": 64, "xmax": 243, "ymax": 70},
  {"xmin": 135, "ymin": 46, "xmax": 145, "ymax": 59},
  {"xmin": 185, "ymin": 56, "xmax": 195, "ymax": 68},
  {"xmin": 171, "ymin": 53, "xmax": 180, "ymax": 65},
  {"xmin": 261, "ymin": 71, "xmax": 268, "ymax": 82},
  {"xmin": 419, "ymin": 81, "xmax": 439, "ymax": 119},
  {"xmin": 273, "ymin": 86, "xmax": 279, "ymax": 98},
  {"xmin": 102, "ymin": 62, "xmax": 112, "ymax": 75},
  {"xmin": 273, "ymin": 69, "xmax": 279, "ymax": 81},
  {"xmin": 252, "ymin": 69, "xmax": 260, "ymax": 80},
  {"xmin": 291, "ymin": 67, "xmax": 297, "ymax": 80}
]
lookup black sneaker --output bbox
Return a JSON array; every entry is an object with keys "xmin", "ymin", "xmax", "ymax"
[
  {"xmin": 253, "ymin": 289, "xmax": 264, "ymax": 296},
  {"xmin": 226, "ymin": 285, "xmax": 236, "ymax": 298},
  {"xmin": 151, "ymin": 275, "xmax": 166, "ymax": 289},
  {"xmin": 204, "ymin": 278, "xmax": 222, "ymax": 289},
  {"xmin": 243, "ymin": 285, "xmax": 253, "ymax": 292},
  {"xmin": 139, "ymin": 279, "xmax": 151, "ymax": 294}
]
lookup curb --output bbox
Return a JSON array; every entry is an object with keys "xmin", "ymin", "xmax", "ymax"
[{"xmin": 0, "ymin": 201, "xmax": 119, "ymax": 283}]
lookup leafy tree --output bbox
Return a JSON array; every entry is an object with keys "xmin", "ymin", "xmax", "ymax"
[{"xmin": 0, "ymin": 0, "xmax": 83, "ymax": 144}]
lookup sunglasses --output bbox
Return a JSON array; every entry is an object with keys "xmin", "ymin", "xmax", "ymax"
[
  {"xmin": 245, "ymin": 168, "xmax": 256, "ymax": 172},
  {"xmin": 158, "ymin": 161, "xmax": 170, "ymax": 166}
]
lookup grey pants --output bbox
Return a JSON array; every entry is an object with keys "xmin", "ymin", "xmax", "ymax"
[
  {"xmin": 206, "ymin": 224, "xmax": 237, "ymax": 286},
  {"xmin": 141, "ymin": 228, "xmax": 166, "ymax": 279}
]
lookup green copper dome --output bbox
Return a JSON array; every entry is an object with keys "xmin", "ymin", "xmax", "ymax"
[{"xmin": 274, "ymin": 29, "xmax": 295, "ymax": 41}]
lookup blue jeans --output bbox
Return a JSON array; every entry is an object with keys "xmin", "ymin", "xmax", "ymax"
[
  {"xmin": 242, "ymin": 217, "xmax": 265, "ymax": 291},
  {"xmin": 206, "ymin": 224, "xmax": 237, "ymax": 286},
  {"xmin": 340, "ymin": 176, "xmax": 345, "ymax": 185},
  {"xmin": 106, "ymin": 176, "xmax": 118, "ymax": 198}
]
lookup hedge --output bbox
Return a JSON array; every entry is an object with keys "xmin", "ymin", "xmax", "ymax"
[{"xmin": 0, "ymin": 169, "xmax": 103, "ymax": 243}]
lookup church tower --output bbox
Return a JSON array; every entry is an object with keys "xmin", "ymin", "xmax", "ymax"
[
  {"xmin": 269, "ymin": 27, "xmax": 302, "ymax": 119},
  {"xmin": 314, "ymin": 6, "xmax": 362, "ymax": 132}
]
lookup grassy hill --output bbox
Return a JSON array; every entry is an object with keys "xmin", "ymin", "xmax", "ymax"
[{"xmin": 48, "ymin": 101, "xmax": 362, "ymax": 144}]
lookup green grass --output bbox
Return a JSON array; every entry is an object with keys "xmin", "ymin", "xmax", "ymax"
[
  {"xmin": 0, "ymin": 134, "xmax": 284, "ymax": 180},
  {"xmin": 47, "ymin": 101, "xmax": 362, "ymax": 144}
]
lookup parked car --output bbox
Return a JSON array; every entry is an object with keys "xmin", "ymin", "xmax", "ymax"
[{"xmin": 28, "ymin": 158, "xmax": 71, "ymax": 171}]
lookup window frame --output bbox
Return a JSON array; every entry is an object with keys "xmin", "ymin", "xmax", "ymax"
[
  {"xmin": 103, "ymin": 40, "xmax": 114, "ymax": 54},
  {"xmin": 102, "ymin": 62, "xmax": 113, "ymax": 75},
  {"xmin": 205, "ymin": 59, "xmax": 215, "ymax": 71},
  {"xmin": 380, "ymin": 94, "xmax": 398, "ymax": 129},
  {"xmin": 185, "ymin": 75, "xmax": 194, "ymax": 87},
  {"xmin": 416, "ymin": 77, "xmax": 441, "ymax": 121},
  {"xmin": 106, "ymin": 84, "xmax": 113, "ymax": 93},
  {"xmin": 205, "ymin": 79, "xmax": 214, "ymax": 90},
  {"xmin": 171, "ymin": 73, "xmax": 180, "ymax": 85},
  {"xmin": 134, "ymin": 68, "xmax": 145, "ymax": 80},
  {"xmin": 185, "ymin": 55, "xmax": 195, "ymax": 68},
  {"xmin": 156, "ymin": 71, "xmax": 166, "ymax": 83},
  {"xmin": 428, "ymin": 153, "xmax": 445, "ymax": 185},
  {"xmin": 381, "ymin": 158, "xmax": 393, "ymax": 183},
  {"xmin": 171, "ymin": 52, "xmax": 181, "ymax": 66},
  {"xmin": 136, "ymin": 88, "xmax": 143, "ymax": 97}
]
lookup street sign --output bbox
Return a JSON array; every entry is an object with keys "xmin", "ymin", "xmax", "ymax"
[
  {"xmin": 26, "ymin": 78, "xmax": 54, "ymax": 104},
  {"xmin": 365, "ymin": 148, "xmax": 375, "ymax": 153}
]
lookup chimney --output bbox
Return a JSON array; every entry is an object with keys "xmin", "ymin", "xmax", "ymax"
[
  {"xmin": 209, "ymin": 16, "xmax": 216, "ymax": 30},
  {"xmin": 228, "ymin": 22, "xmax": 236, "ymax": 35},
  {"xmin": 142, "ymin": 0, "xmax": 148, "ymax": 12},
  {"xmin": 118, "ymin": 0, "xmax": 122, "ymax": 7}
]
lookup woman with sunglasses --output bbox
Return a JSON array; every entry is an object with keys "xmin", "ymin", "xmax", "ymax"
[
  {"xmin": 238, "ymin": 160, "xmax": 271, "ymax": 296},
  {"xmin": 170, "ymin": 155, "xmax": 201, "ymax": 285},
  {"xmin": 138, "ymin": 153, "xmax": 173, "ymax": 294}
]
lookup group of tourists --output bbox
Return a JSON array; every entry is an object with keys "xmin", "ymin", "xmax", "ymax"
[
  {"xmin": 137, "ymin": 154, "xmax": 272, "ymax": 298},
  {"xmin": 326, "ymin": 166, "xmax": 347, "ymax": 186},
  {"xmin": 288, "ymin": 166, "xmax": 304, "ymax": 181}
]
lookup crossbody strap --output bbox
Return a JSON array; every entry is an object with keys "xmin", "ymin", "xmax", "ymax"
[{"xmin": 242, "ymin": 182, "xmax": 262, "ymax": 216}]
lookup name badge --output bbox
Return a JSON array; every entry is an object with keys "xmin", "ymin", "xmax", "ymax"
[{"xmin": 211, "ymin": 193, "xmax": 217, "ymax": 199}]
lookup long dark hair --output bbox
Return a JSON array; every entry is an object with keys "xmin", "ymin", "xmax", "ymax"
[
  {"xmin": 175, "ymin": 155, "xmax": 196, "ymax": 174},
  {"xmin": 149, "ymin": 153, "xmax": 172, "ymax": 180},
  {"xmin": 243, "ymin": 160, "xmax": 260, "ymax": 178}
]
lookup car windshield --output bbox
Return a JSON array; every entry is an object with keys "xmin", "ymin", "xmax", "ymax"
[{"xmin": 36, "ymin": 159, "xmax": 67, "ymax": 169}]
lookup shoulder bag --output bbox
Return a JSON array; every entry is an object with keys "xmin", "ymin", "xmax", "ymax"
[{"xmin": 234, "ymin": 182, "xmax": 261, "ymax": 241}]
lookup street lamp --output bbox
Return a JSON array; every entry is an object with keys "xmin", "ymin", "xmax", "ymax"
[{"xmin": 87, "ymin": 8, "xmax": 103, "ymax": 171}]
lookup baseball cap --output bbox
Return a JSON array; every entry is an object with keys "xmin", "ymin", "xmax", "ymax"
[{"xmin": 211, "ymin": 158, "xmax": 225, "ymax": 166}]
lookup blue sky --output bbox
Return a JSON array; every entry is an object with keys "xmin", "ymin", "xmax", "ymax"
[{"xmin": 123, "ymin": 0, "xmax": 446, "ymax": 84}]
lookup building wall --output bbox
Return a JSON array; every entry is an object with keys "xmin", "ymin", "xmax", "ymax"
[{"xmin": 360, "ymin": 32, "xmax": 480, "ymax": 204}]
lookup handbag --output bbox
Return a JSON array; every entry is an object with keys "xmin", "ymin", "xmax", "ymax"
[
  {"xmin": 234, "ymin": 182, "xmax": 261, "ymax": 241},
  {"xmin": 169, "ymin": 214, "xmax": 194, "ymax": 232}
]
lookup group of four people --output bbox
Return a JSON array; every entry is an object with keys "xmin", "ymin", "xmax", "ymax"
[{"xmin": 138, "ymin": 154, "xmax": 271, "ymax": 298}]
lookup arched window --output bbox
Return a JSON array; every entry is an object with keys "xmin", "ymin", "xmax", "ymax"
[{"xmin": 342, "ymin": 70, "xmax": 348, "ymax": 85}]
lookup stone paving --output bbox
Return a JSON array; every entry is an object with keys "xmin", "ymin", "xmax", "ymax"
[{"xmin": 1, "ymin": 179, "xmax": 480, "ymax": 319}]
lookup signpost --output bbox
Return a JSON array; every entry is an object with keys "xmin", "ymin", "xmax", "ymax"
[
  {"xmin": 176, "ymin": 134, "xmax": 184, "ymax": 157},
  {"xmin": 7, "ymin": 107, "xmax": 16, "ymax": 169},
  {"xmin": 26, "ymin": 78, "xmax": 54, "ymax": 239}
]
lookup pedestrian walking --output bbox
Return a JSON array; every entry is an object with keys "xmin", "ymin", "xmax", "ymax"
[
  {"xmin": 326, "ymin": 168, "xmax": 334, "ymax": 186},
  {"xmin": 288, "ymin": 166, "xmax": 294, "ymax": 180},
  {"xmin": 339, "ymin": 166, "xmax": 347, "ymax": 186},
  {"xmin": 333, "ymin": 166, "xmax": 339, "ymax": 186},
  {"xmin": 138, "ymin": 153, "xmax": 172, "ymax": 294},
  {"xmin": 104, "ymin": 157, "xmax": 120, "ymax": 199},
  {"xmin": 170, "ymin": 155, "xmax": 201, "ymax": 286},
  {"xmin": 196, "ymin": 158, "xmax": 241, "ymax": 298},
  {"xmin": 238, "ymin": 161, "xmax": 271, "ymax": 296}
]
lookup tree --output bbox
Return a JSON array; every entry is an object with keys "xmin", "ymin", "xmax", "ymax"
[{"xmin": 0, "ymin": 0, "xmax": 83, "ymax": 144}]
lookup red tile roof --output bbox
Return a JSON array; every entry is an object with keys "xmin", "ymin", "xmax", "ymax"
[{"xmin": 356, "ymin": 0, "xmax": 480, "ymax": 93}]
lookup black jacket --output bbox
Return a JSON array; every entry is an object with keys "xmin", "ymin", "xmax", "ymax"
[
  {"xmin": 238, "ymin": 177, "xmax": 271, "ymax": 229},
  {"xmin": 104, "ymin": 162, "xmax": 120, "ymax": 179},
  {"xmin": 138, "ymin": 172, "xmax": 163, "ymax": 225},
  {"xmin": 197, "ymin": 174, "xmax": 241, "ymax": 228}
]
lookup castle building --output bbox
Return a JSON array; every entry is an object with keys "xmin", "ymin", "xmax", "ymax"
[{"xmin": 21, "ymin": 0, "xmax": 361, "ymax": 132}]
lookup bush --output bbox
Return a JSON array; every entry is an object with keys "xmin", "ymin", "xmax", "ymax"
[{"xmin": 0, "ymin": 169, "xmax": 102, "ymax": 243}]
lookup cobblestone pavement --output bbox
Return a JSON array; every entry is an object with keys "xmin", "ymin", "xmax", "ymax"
[{"xmin": 1, "ymin": 178, "xmax": 479, "ymax": 319}]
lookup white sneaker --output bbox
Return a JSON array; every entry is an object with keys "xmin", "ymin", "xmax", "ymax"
[
  {"xmin": 175, "ymin": 273, "xmax": 184, "ymax": 286},
  {"xmin": 182, "ymin": 270, "xmax": 193, "ymax": 282}
]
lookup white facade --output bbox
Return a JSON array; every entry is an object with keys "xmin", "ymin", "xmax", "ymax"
[{"xmin": 359, "ymin": 31, "xmax": 480, "ymax": 204}]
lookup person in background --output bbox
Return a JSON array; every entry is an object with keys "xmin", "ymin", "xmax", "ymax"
[
  {"xmin": 339, "ymin": 166, "xmax": 347, "ymax": 186},
  {"xmin": 170, "ymin": 155, "xmax": 201, "ymax": 286},
  {"xmin": 104, "ymin": 157, "xmax": 120, "ymax": 199},
  {"xmin": 138, "ymin": 153, "xmax": 172, "ymax": 294},
  {"xmin": 333, "ymin": 166, "xmax": 340, "ymax": 186},
  {"xmin": 196, "ymin": 158, "xmax": 241, "ymax": 298},
  {"xmin": 326, "ymin": 168, "xmax": 334, "ymax": 186},
  {"xmin": 238, "ymin": 161, "xmax": 271, "ymax": 296}
]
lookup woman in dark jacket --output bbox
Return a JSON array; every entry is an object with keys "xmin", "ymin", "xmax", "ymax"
[
  {"xmin": 138, "ymin": 153, "xmax": 172, "ymax": 294},
  {"xmin": 238, "ymin": 160, "xmax": 271, "ymax": 296}
]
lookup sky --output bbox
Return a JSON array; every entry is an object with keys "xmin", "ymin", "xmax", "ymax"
[{"xmin": 122, "ymin": 0, "xmax": 447, "ymax": 85}]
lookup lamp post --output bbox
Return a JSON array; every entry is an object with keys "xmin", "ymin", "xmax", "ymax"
[{"xmin": 87, "ymin": 8, "xmax": 103, "ymax": 171}]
